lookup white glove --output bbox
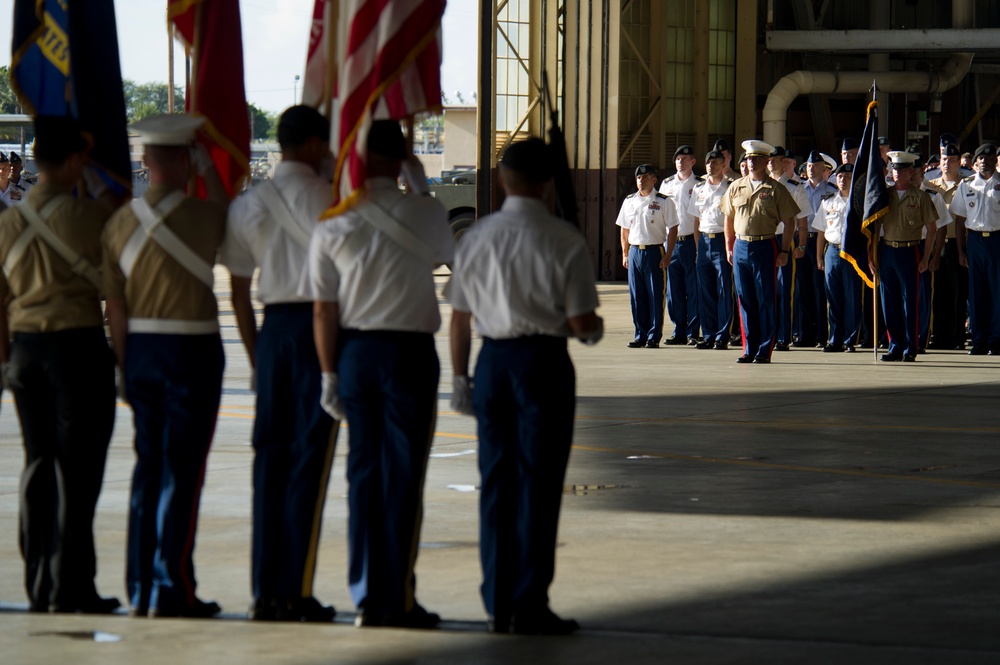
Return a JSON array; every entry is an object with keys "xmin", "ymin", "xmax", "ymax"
[
  {"xmin": 401, "ymin": 156, "xmax": 430, "ymax": 195},
  {"xmin": 82, "ymin": 166, "xmax": 108, "ymax": 198},
  {"xmin": 450, "ymin": 375, "xmax": 474, "ymax": 416},
  {"xmin": 320, "ymin": 372, "xmax": 346, "ymax": 421},
  {"xmin": 579, "ymin": 318, "xmax": 604, "ymax": 346},
  {"xmin": 190, "ymin": 143, "xmax": 215, "ymax": 176}
]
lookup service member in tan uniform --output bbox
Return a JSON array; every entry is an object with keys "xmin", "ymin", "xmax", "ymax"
[
  {"xmin": 102, "ymin": 113, "xmax": 229, "ymax": 618},
  {"xmin": 0, "ymin": 116, "xmax": 119, "ymax": 614},
  {"xmin": 872, "ymin": 151, "xmax": 939, "ymax": 362},
  {"xmin": 928, "ymin": 135, "xmax": 968, "ymax": 350},
  {"xmin": 719, "ymin": 139, "xmax": 800, "ymax": 363}
]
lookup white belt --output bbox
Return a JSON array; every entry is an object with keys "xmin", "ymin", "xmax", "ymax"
[{"xmin": 128, "ymin": 318, "xmax": 219, "ymax": 335}]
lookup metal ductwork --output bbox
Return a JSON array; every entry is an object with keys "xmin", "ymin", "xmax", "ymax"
[{"xmin": 762, "ymin": 0, "xmax": 975, "ymax": 147}]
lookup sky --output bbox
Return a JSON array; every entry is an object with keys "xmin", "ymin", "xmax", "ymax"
[{"xmin": 0, "ymin": 0, "xmax": 479, "ymax": 116}]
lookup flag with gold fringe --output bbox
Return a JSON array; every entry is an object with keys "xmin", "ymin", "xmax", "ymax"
[{"xmin": 842, "ymin": 97, "xmax": 889, "ymax": 289}]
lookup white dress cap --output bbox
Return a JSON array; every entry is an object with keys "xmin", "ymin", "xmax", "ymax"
[
  {"xmin": 887, "ymin": 151, "xmax": 919, "ymax": 167},
  {"xmin": 741, "ymin": 139, "xmax": 774, "ymax": 157},
  {"xmin": 130, "ymin": 113, "xmax": 205, "ymax": 146}
]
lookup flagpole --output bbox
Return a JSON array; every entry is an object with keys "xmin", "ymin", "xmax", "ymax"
[
  {"xmin": 324, "ymin": 0, "xmax": 338, "ymax": 120},
  {"xmin": 870, "ymin": 80, "xmax": 878, "ymax": 363}
]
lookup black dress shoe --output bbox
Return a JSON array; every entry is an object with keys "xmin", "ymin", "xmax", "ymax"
[
  {"xmin": 355, "ymin": 604, "xmax": 440, "ymax": 629},
  {"xmin": 903, "ymin": 354, "xmax": 917, "ymax": 362},
  {"xmin": 248, "ymin": 597, "xmax": 278, "ymax": 620},
  {"xmin": 791, "ymin": 340, "xmax": 814, "ymax": 348},
  {"xmin": 736, "ymin": 354, "xmax": 753, "ymax": 363},
  {"xmin": 686, "ymin": 337, "xmax": 700, "ymax": 346},
  {"xmin": 753, "ymin": 356, "xmax": 770, "ymax": 364},
  {"xmin": 844, "ymin": 345, "xmax": 855, "ymax": 353},
  {"xmin": 880, "ymin": 353, "xmax": 903, "ymax": 362},
  {"xmin": 274, "ymin": 597, "xmax": 336, "ymax": 622},
  {"xmin": 511, "ymin": 608, "xmax": 579, "ymax": 636},
  {"xmin": 488, "ymin": 615, "xmax": 511, "ymax": 634},
  {"xmin": 990, "ymin": 349, "xmax": 1000, "ymax": 356},
  {"xmin": 50, "ymin": 595, "xmax": 121, "ymax": 614},
  {"xmin": 822, "ymin": 344, "xmax": 843, "ymax": 353},
  {"xmin": 968, "ymin": 346, "xmax": 988, "ymax": 356},
  {"xmin": 645, "ymin": 340, "xmax": 659, "ymax": 348},
  {"xmin": 149, "ymin": 598, "xmax": 222, "ymax": 619},
  {"xmin": 663, "ymin": 336, "xmax": 687, "ymax": 346},
  {"xmin": 773, "ymin": 342, "xmax": 790, "ymax": 351},
  {"xmin": 695, "ymin": 340, "xmax": 714, "ymax": 349},
  {"xmin": 714, "ymin": 341, "xmax": 729, "ymax": 350},
  {"xmin": 627, "ymin": 340, "xmax": 643, "ymax": 348}
]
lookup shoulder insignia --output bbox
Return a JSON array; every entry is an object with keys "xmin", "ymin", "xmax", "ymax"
[
  {"xmin": 821, "ymin": 193, "xmax": 835, "ymax": 200},
  {"xmin": 788, "ymin": 178, "xmax": 800, "ymax": 186},
  {"xmin": 655, "ymin": 192, "xmax": 668, "ymax": 200},
  {"xmin": 625, "ymin": 191, "xmax": 639, "ymax": 199},
  {"xmin": 664, "ymin": 175, "xmax": 675, "ymax": 183},
  {"xmin": 965, "ymin": 175, "xmax": 976, "ymax": 182}
]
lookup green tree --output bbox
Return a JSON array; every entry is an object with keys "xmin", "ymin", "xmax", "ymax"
[
  {"xmin": 247, "ymin": 102, "xmax": 275, "ymax": 141},
  {"xmin": 0, "ymin": 65, "xmax": 31, "ymax": 143},
  {"xmin": 122, "ymin": 79, "xmax": 185, "ymax": 123}
]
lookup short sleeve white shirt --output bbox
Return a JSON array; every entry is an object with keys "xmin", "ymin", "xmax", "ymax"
[
  {"xmin": 300, "ymin": 177, "xmax": 454, "ymax": 332},
  {"xmin": 658, "ymin": 174, "xmax": 697, "ymax": 235},
  {"xmin": 948, "ymin": 172, "xmax": 1000, "ymax": 232},
  {"xmin": 615, "ymin": 190, "xmax": 678, "ymax": 246},
  {"xmin": 687, "ymin": 178, "xmax": 729, "ymax": 233},
  {"xmin": 220, "ymin": 160, "xmax": 332, "ymax": 304},
  {"xmin": 814, "ymin": 193, "xmax": 849, "ymax": 245},
  {"xmin": 444, "ymin": 196, "xmax": 599, "ymax": 339}
]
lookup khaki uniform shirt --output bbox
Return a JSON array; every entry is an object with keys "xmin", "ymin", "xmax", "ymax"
[
  {"xmin": 0, "ymin": 183, "xmax": 108, "ymax": 332},
  {"xmin": 102, "ymin": 184, "xmax": 227, "ymax": 322},
  {"xmin": 719, "ymin": 176, "xmax": 800, "ymax": 237},
  {"xmin": 927, "ymin": 176, "xmax": 962, "ymax": 238},
  {"xmin": 883, "ymin": 187, "xmax": 937, "ymax": 242}
]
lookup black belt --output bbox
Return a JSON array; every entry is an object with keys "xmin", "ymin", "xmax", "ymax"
[
  {"xmin": 676, "ymin": 234, "xmax": 693, "ymax": 241},
  {"xmin": 967, "ymin": 229, "xmax": 995, "ymax": 237},
  {"xmin": 883, "ymin": 239, "xmax": 920, "ymax": 248},
  {"xmin": 632, "ymin": 244, "xmax": 662, "ymax": 250},
  {"xmin": 829, "ymin": 242, "xmax": 842, "ymax": 250},
  {"xmin": 807, "ymin": 232, "xmax": 818, "ymax": 238}
]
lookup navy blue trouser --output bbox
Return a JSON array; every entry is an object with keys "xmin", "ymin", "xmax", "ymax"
[
  {"xmin": 879, "ymin": 244, "xmax": 922, "ymax": 357},
  {"xmin": 125, "ymin": 332, "xmax": 224, "ymax": 613},
  {"xmin": 794, "ymin": 238, "xmax": 827, "ymax": 344},
  {"xmin": 338, "ymin": 330, "xmax": 438, "ymax": 617},
  {"xmin": 931, "ymin": 238, "xmax": 968, "ymax": 348},
  {"xmin": 776, "ymin": 259, "xmax": 794, "ymax": 345},
  {"xmin": 824, "ymin": 244, "xmax": 862, "ymax": 346},
  {"xmin": 252, "ymin": 304, "xmax": 338, "ymax": 602},
  {"xmin": 473, "ymin": 335, "xmax": 574, "ymax": 620},
  {"xmin": 696, "ymin": 234, "xmax": 733, "ymax": 344},
  {"xmin": 10, "ymin": 327, "xmax": 115, "ymax": 611},
  {"xmin": 966, "ymin": 231, "xmax": 1000, "ymax": 349},
  {"xmin": 627, "ymin": 245, "xmax": 666, "ymax": 343},
  {"xmin": 733, "ymin": 238, "xmax": 779, "ymax": 359},
  {"xmin": 667, "ymin": 236, "xmax": 699, "ymax": 339},
  {"xmin": 918, "ymin": 245, "xmax": 932, "ymax": 350}
]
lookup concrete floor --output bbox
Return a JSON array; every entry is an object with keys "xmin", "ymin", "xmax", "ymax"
[{"xmin": 1, "ymin": 272, "xmax": 999, "ymax": 664}]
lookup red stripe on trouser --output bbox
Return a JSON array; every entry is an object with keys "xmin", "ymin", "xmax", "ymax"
[{"xmin": 180, "ymin": 422, "xmax": 216, "ymax": 605}]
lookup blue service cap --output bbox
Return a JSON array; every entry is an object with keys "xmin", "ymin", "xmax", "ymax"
[
  {"xmin": 939, "ymin": 132, "xmax": 958, "ymax": 148},
  {"xmin": 635, "ymin": 164, "xmax": 656, "ymax": 178},
  {"xmin": 841, "ymin": 138, "xmax": 859, "ymax": 151}
]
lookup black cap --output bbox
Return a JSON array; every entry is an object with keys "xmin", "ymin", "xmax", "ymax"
[
  {"xmin": 942, "ymin": 144, "xmax": 961, "ymax": 157},
  {"xmin": 841, "ymin": 138, "xmax": 859, "ymax": 151},
  {"xmin": 769, "ymin": 145, "xmax": 785, "ymax": 158},
  {"xmin": 705, "ymin": 149, "xmax": 724, "ymax": 163},
  {"xmin": 673, "ymin": 145, "xmax": 694, "ymax": 160},
  {"xmin": 927, "ymin": 154, "xmax": 940, "ymax": 166},
  {"xmin": 974, "ymin": 143, "xmax": 998, "ymax": 159},
  {"xmin": 833, "ymin": 162, "xmax": 854, "ymax": 175},
  {"xmin": 0, "ymin": 151, "xmax": 7, "ymax": 165},
  {"xmin": 877, "ymin": 136, "xmax": 890, "ymax": 146},
  {"xmin": 713, "ymin": 138, "xmax": 731, "ymax": 153},
  {"xmin": 277, "ymin": 105, "xmax": 330, "ymax": 149},
  {"xmin": 9, "ymin": 152, "xmax": 22, "ymax": 164},
  {"xmin": 939, "ymin": 132, "xmax": 958, "ymax": 148},
  {"xmin": 33, "ymin": 116, "xmax": 90, "ymax": 165},
  {"xmin": 366, "ymin": 119, "xmax": 408, "ymax": 160},
  {"xmin": 737, "ymin": 152, "xmax": 747, "ymax": 163},
  {"xmin": 912, "ymin": 156, "xmax": 924, "ymax": 169},
  {"xmin": 500, "ymin": 138, "xmax": 553, "ymax": 182},
  {"xmin": 634, "ymin": 164, "xmax": 656, "ymax": 178}
]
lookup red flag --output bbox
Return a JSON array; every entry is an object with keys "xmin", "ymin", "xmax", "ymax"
[
  {"xmin": 302, "ymin": 0, "xmax": 333, "ymax": 112},
  {"xmin": 168, "ymin": 0, "xmax": 250, "ymax": 198},
  {"xmin": 327, "ymin": 0, "xmax": 446, "ymax": 215}
]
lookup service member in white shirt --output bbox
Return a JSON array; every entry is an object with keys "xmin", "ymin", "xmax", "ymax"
[
  {"xmin": 303, "ymin": 119, "xmax": 454, "ymax": 629},
  {"xmin": 768, "ymin": 146, "xmax": 812, "ymax": 351},
  {"xmin": 446, "ymin": 137, "xmax": 602, "ymax": 635},
  {"xmin": 687, "ymin": 149, "xmax": 732, "ymax": 349},
  {"xmin": 616, "ymin": 164, "xmax": 678, "ymax": 348},
  {"xmin": 659, "ymin": 145, "xmax": 700, "ymax": 345},
  {"xmin": 948, "ymin": 142, "xmax": 1000, "ymax": 355},
  {"xmin": 221, "ymin": 105, "xmax": 338, "ymax": 623},
  {"xmin": 814, "ymin": 162, "xmax": 862, "ymax": 352}
]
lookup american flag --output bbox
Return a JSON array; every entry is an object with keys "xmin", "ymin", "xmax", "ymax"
[
  {"xmin": 324, "ymin": 0, "xmax": 446, "ymax": 214},
  {"xmin": 169, "ymin": 0, "xmax": 251, "ymax": 199}
]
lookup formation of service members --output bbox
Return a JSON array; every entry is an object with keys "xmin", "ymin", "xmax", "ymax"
[
  {"xmin": 2, "ymin": 113, "xmax": 594, "ymax": 635},
  {"xmin": 620, "ymin": 130, "xmax": 1000, "ymax": 361}
]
